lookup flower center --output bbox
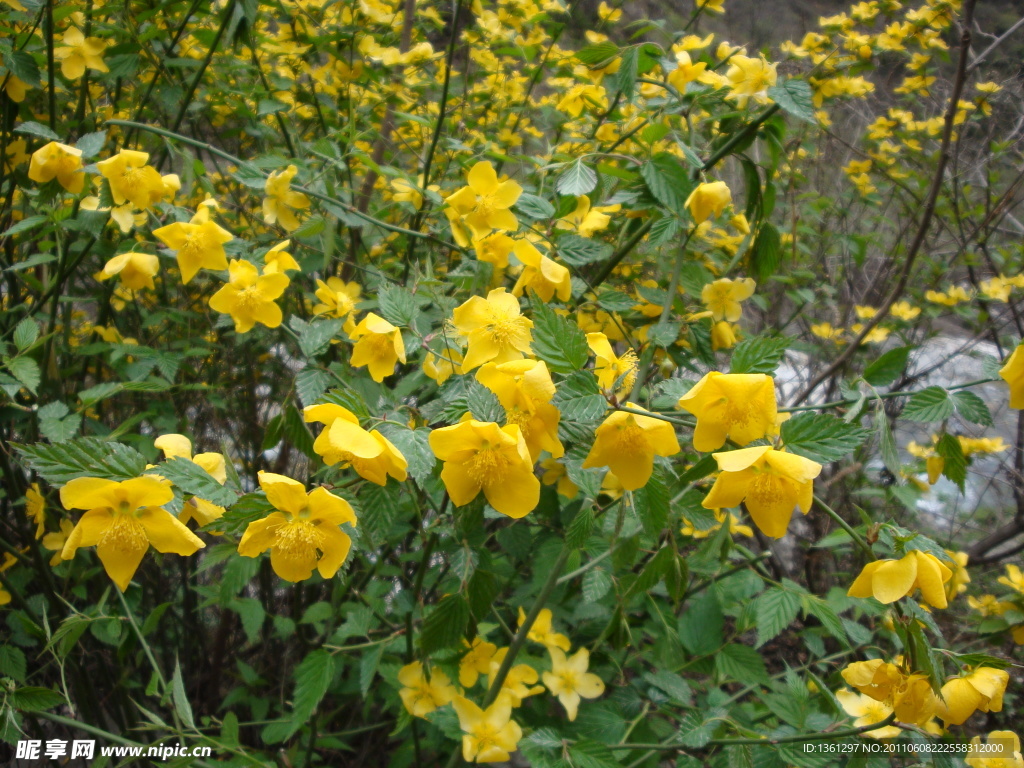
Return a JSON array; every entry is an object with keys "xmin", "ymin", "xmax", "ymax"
[
  {"xmin": 100, "ymin": 513, "xmax": 149, "ymax": 554},
  {"xmin": 274, "ymin": 519, "xmax": 324, "ymax": 560},
  {"xmin": 614, "ymin": 422, "xmax": 648, "ymax": 455},
  {"xmin": 484, "ymin": 314, "xmax": 523, "ymax": 349},
  {"xmin": 236, "ymin": 285, "xmax": 264, "ymax": 313},
  {"xmin": 749, "ymin": 471, "xmax": 784, "ymax": 507},
  {"xmin": 467, "ymin": 444, "xmax": 512, "ymax": 486}
]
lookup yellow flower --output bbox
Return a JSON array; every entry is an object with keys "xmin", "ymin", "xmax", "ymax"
[
  {"xmin": 540, "ymin": 459, "xmax": 579, "ymax": 499},
  {"xmin": 582, "ymin": 406, "xmax": 680, "ymax": 490},
  {"xmin": 667, "ymin": 50, "xmax": 708, "ymax": 91},
  {"xmin": 263, "ymin": 165, "xmax": 311, "ymax": 231},
  {"xmin": 938, "ymin": 667, "xmax": 1009, "ymax": 726},
  {"xmin": 841, "ymin": 659, "xmax": 904, "ymax": 702},
  {"xmin": 42, "ymin": 519, "xmax": 75, "ymax": 566},
  {"xmin": 312, "ymin": 277, "xmax": 361, "ymax": 318},
  {"xmin": 398, "ymin": 662, "xmax": 458, "ymax": 718},
  {"xmin": 1000, "ymin": 345, "xmax": 1024, "ymax": 410},
  {"xmin": 452, "ymin": 288, "xmax": 533, "ymax": 371},
  {"xmin": 541, "ymin": 647, "xmax": 605, "ymax": 721},
  {"xmin": 59, "ymin": 476, "xmax": 204, "ymax": 591},
  {"xmin": 847, "ymin": 550, "xmax": 952, "ymax": 609},
  {"xmin": 711, "ymin": 320, "xmax": 738, "ymax": 350},
  {"xmin": 96, "ymin": 252, "xmax": 160, "ymax": 291},
  {"xmin": 966, "ymin": 731, "xmax": 1023, "ymax": 768},
  {"xmin": 303, "ymin": 403, "xmax": 408, "ymax": 485},
  {"xmin": 153, "ymin": 207, "xmax": 233, "ymax": 285},
  {"xmin": 945, "ymin": 549, "xmax": 970, "ymax": 600},
  {"xmin": 677, "ymin": 372, "xmax": 777, "ymax": 452},
  {"xmin": 968, "ymin": 595, "xmax": 1013, "ymax": 617},
  {"xmin": 429, "ymin": 420, "xmax": 539, "ymax": 518},
  {"xmin": 96, "ymin": 150, "xmax": 165, "ymax": 211},
  {"xmin": 998, "ymin": 564, "xmax": 1024, "ymax": 594},
  {"xmin": 685, "ymin": 181, "xmax": 732, "ymax": 224},
  {"xmin": 698, "ymin": 0, "xmax": 725, "ymax": 13},
  {"xmin": 510, "ymin": 240, "xmax": 571, "ymax": 303},
  {"xmin": 28, "ymin": 142, "xmax": 85, "ymax": 193},
  {"xmin": 835, "ymin": 690, "xmax": 900, "ymax": 739},
  {"xmin": 237, "ymin": 471, "xmax": 357, "ymax": 582},
  {"xmin": 597, "ymin": 1, "xmax": 620, "ymax": 21},
  {"xmin": 811, "ymin": 322, "xmax": 843, "ymax": 341},
  {"xmin": 209, "ymin": 260, "xmax": 289, "ymax": 333},
  {"xmin": 701, "ymin": 277, "xmax": 755, "ymax": 321},
  {"xmin": 476, "ymin": 359, "xmax": 564, "ymax": 461},
  {"xmin": 586, "ymin": 333, "xmax": 637, "ymax": 395},
  {"xmin": 3, "ymin": 138, "xmax": 29, "ymax": 174},
  {"xmin": 555, "ymin": 196, "xmax": 620, "ymax": 237},
  {"xmin": 488, "ymin": 648, "xmax": 544, "ymax": 706},
  {"xmin": 460, "ymin": 638, "xmax": 498, "ymax": 688},
  {"xmin": 54, "ymin": 27, "xmax": 109, "ymax": 79},
  {"xmin": 444, "ymin": 161, "xmax": 522, "ymax": 246},
  {"xmin": 726, "ymin": 54, "xmax": 778, "ymax": 106},
  {"xmin": 348, "ymin": 312, "xmax": 406, "ymax": 382},
  {"xmin": 473, "ymin": 232, "xmax": 516, "ymax": 268},
  {"xmin": 153, "ymin": 434, "xmax": 227, "ymax": 527},
  {"xmin": 0, "ymin": 552, "xmax": 16, "ymax": 605},
  {"xmin": 702, "ymin": 446, "xmax": 822, "ymax": 538},
  {"xmin": 424, "ymin": 347, "xmax": 464, "ymax": 384},
  {"xmin": 25, "ymin": 483, "xmax": 45, "ymax": 539},
  {"xmin": 519, "ymin": 607, "xmax": 571, "ymax": 651},
  {"xmin": 452, "ymin": 695, "xmax": 523, "ymax": 764},
  {"xmin": 262, "ymin": 241, "xmax": 301, "ymax": 274}
]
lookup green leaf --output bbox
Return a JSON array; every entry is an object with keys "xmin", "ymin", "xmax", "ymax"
[
  {"xmin": 171, "ymin": 659, "xmax": 196, "ymax": 729},
  {"xmin": 648, "ymin": 215, "xmax": 681, "ymax": 247},
  {"xmin": 555, "ymin": 159, "xmax": 598, "ymax": 197},
  {"xmin": 553, "ymin": 371, "xmax": 607, "ymax": 422},
  {"xmin": 377, "ymin": 283, "xmax": 417, "ymax": 327},
  {"xmin": 582, "ymin": 567, "xmax": 612, "ymax": 603},
  {"xmin": 767, "ymin": 78, "xmax": 816, "ymax": 123},
  {"xmin": 647, "ymin": 322, "xmax": 681, "ymax": 348},
  {"xmin": 634, "ymin": 469, "xmax": 669, "ymax": 537},
  {"xmin": 37, "ymin": 402, "xmax": 82, "ymax": 443},
  {"xmin": 902, "ymin": 386, "xmax": 953, "ymax": 422},
  {"xmin": 376, "ymin": 424, "xmax": 435, "ymax": 483},
  {"xmin": 296, "ymin": 367, "xmax": 331, "ymax": 407},
  {"xmin": 936, "ymin": 432, "xmax": 966, "ymax": 492},
  {"xmin": 678, "ymin": 590, "xmax": 722, "ymax": 655},
  {"xmin": 615, "ymin": 44, "xmax": 640, "ymax": 99},
  {"xmin": 6, "ymin": 51, "xmax": 41, "ymax": 87},
  {"xmin": 875, "ymin": 406, "xmax": 902, "ymax": 482},
  {"xmin": 803, "ymin": 595, "xmax": 848, "ymax": 645},
  {"xmin": 640, "ymin": 153, "xmax": 695, "ymax": 213},
  {"xmin": 530, "ymin": 295, "xmax": 589, "ymax": 373},
  {"xmin": 751, "ymin": 222, "xmax": 781, "ymax": 282},
  {"xmin": 863, "ymin": 346, "xmax": 911, "ymax": 387},
  {"xmin": 0, "ymin": 646, "xmax": 27, "ymax": 682},
  {"xmin": 14, "ymin": 437, "xmax": 147, "ymax": 483},
  {"xmin": 283, "ymin": 404, "xmax": 316, "ymax": 459},
  {"xmin": 6, "ymin": 356, "xmax": 40, "ymax": 394},
  {"xmin": 359, "ymin": 643, "xmax": 384, "ymax": 698},
  {"xmin": 10, "ymin": 687, "xmax": 65, "ymax": 713},
  {"xmin": 556, "ymin": 234, "xmax": 613, "ymax": 266},
  {"xmin": 730, "ymin": 336, "xmax": 787, "ymax": 374},
  {"xmin": 13, "ymin": 318, "xmax": 38, "ymax": 352},
  {"xmin": 15, "ymin": 121, "xmax": 60, "ymax": 141},
  {"xmin": 715, "ymin": 643, "xmax": 768, "ymax": 684},
  {"xmin": 150, "ymin": 456, "xmax": 239, "ymax": 507},
  {"xmin": 419, "ymin": 593, "xmax": 470, "ymax": 653},
  {"xmin": 297, "ymin": 318, "xmax": 342, "ymax": 358},
  {"xmin": 291, "ymin": 649, "xmax": 335, "ymax": 725},
  {"xmin": 780, "ymin": 413, "xmax": 869, "ymax": 463},
  {"xmin": 754, "ymin": 587, "xmax": 801, "ymax": 648},
  {"xmin": 952, "ymin": 390, "xmax": 993, "ymax": 426},
  {"xmin": 575, "ymin": 40, "xmax": 619, "ymax": 66},
  {"xmin": 643, "ymin": 670, "xmax": 692, "ymax": 704},
  {"xmin": 75, "ymin": 130, "xmax": 107, "ymax": 159},
  {"xmin": 515, "ymin": 193, "xmax": 555, "ymax": 220},
  {"xmin": 569, "ymin": 740, "xmax": 620, "ymax": 768},
  {"xmin": 1, "ymin": 215, "xmax": 48, "ymax": 238},
  {"xmin": 565, "ymin": 503, "xmax": 594, "ymax": 549}
]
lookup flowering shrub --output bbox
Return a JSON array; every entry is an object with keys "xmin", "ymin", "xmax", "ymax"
[{"xmin": 3, "ymin": 0, "xmax": 1024, "ymax": 765}]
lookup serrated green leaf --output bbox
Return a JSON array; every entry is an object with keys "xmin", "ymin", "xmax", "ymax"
[
  {"xmin": 576, "ymin": 41, "xmax": 619, "ymax": 66},
  {"xmin": 377, "ymin": 283, "xmax": 417, "ymax": 327},
  {"xmin": 754, "ymin": 587, "xmax": 801, "ymax": 648},
  {"xmin": 10, "ymin": 687, "xmax": 66, "ymax": 713},
  {"xmin": 15, "ymin": 437, "xmax": 147, "ymax": 483},
  {"xmin": 297, "ymin": 318, "xmax": 342, "ymax": 359},
  {"xmin": 715, "ymin": 643, "xmax": 768, "ymax": 683},
  {"xmin": 582, "ymin": 567, "xmax": 612, "ymax": 603},
  {"xmin": 553, "ymin": 370, "xmax": 607, "ymax": 422},
  {"xmin": 296, "ymin": 367, "xmax": 331, "ymax": 407},
  {"xmin": 780, "ymin": 413, "xmax": 869, "ymax": 462},
  {"xmin": 15, "ymin": 121, "xmax": 60, "ymax": 141},
  {"xmin": 6, "ymin": 50, "xmax": 41, "ymax": 87},
  {"xmin": 556, "ymin": 159, "xmax": 598, "ymax": 197},
  {"xmin": 75, "ymin": 130, "xmax": 107, "ymax": 159},
  {"xmin": 38, "ymin": 401, "xmax": 82, "ymax": 443},
  {"xmin": 751, "ymin": 223, "xmax": 781, "ymax": 282},
  {"xmin": 863, "ymin": 346, "xmax": 911, "ymax": 387},
  {"xmin": 952, "ymin": 390, "xmax": 992, "ymax": 426},
  {"xmin": 640, "ymin": 153, "xmax": 695, "ymax": 213},
  {"xmin": 283, "ymin": 403, "xmax": 316, "ymax": 459},
  {"xmin": 515, "ymin": 193, "xmax": 555, "ymax": 220},
  {"xmin": 935, "ymin": 432, "xmax": 966, "ymax": 492},
  {"xmin": 530, "ymin": 295, "xmax": 588, "ymax": 373},
  {"xmin": 876, "ymin": 406, "xmax": 901, "ymax": 482},
  {"xmin": 730, "ymin": 336, "xmax": 787, "ymax": 374},
  {"xmin": 291, "ymin": 649, "xmax": 335, "ymax": 725},
  {"xmin": 150, "ymin": 456, "xmax": 239, "ymax": 506},
  {"xmin": 376, "ymin": 424, "xmax": 435, "ymax": 483},
  {"xmin": 7, "ymin": 355, "xmax": 40, "ymax": 393},
  {"xmin": 556, "ymin": 234, "xmax": 612, "ymax": 266},
  {"xmin": 171, "ymin": 659, "xmax": 195, "ymax": 729},
  {"xmin": 419, "ymin": 594, "xmax": 470, "ymax": 653},
  {"xmin": 0, "ymin": 646, "xmax": 27, "ymax": 682},
  {"xmin": 903, "ymin": 386, "xmax": 953, "ymax": 422},
  {"xmin": 13, "ymin": 318, "xmax": 38, "ymax": 352},
  {"xmin": 767, "ymin": 78, "xmax": 816, "ymax": 123}
]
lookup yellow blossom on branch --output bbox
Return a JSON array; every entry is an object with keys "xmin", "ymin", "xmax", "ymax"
[
  {"xmin": 701, "ymin": 277, "xmax": 755, "ymax": 321},
  {"xmin": 28, "ymin": 142, "xmax": 85, "ymax": 193},
  {"xmin": 303, "ymin": 403, "xmax": 408, "ymax": 485},
  {"xmin": 452, "ymin": 695, "xmax": 523, "ymax": 764},
  {"xmin": 476, "ymin": 358, "xmax": 564, "ymax": 460},
  {"xmin": 938, "ymin": 667, "xmax": 1009, "ymax": 726},
  {"xmin": 541, "ymin": 647, "xmax": 605, "ymax": 721},
  {"xmin": 348, "ymin": 312, "xmax": 406, "ymax": 382},
  {"xmin": 685, "ymin": 181, "xmax": 732, "ymax": 224},
  {"xmin": 847, "ymin": 549, "xmax": 953, "ymax": 609},
  {"xmin": 452, "ymin": 288, "xmax": 533, "ymax": 371},
  {"xmin": 96, "ymin": 252, "xmax": 160, "ymax": 291},
  {"xmin": 582, "ymin": 405, "xmax": 680, "ymax": 490},
  {"xmin": 237, "ymin": 471, "xmax": 356, "ymax": 582},
  {"xmin": 398, "ymin": 661, "xmax": 458, "ymax": 718},
  {"xmin": 54, "ymin": 27, "xmax": 109, "ymax": 79},
  {"xmin": 263, "ymin": 165, "xmax": 311, "ymax": 231},
  {"xmin": 208, "ymin": 260, "xmax": 289, "ymax": 333},
  {"xmin": 444, "ymin": 161, "xmax": 522, "ymax": 246},
  {"xmin": 677, "ymin": 371, "xmax": 777, "ymax": 452}
]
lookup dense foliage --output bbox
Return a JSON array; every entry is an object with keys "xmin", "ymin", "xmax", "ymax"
[{"xmin": 3, "ymin": 0, "xmax": 1024, "ymax": 765}]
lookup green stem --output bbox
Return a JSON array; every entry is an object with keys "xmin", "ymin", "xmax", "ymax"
[
  {"xmin": 813, "ymin": 494, "xmax": 873, "ymax": 558},
  {"xmin": 169, "ymin": 0, "xmax": 236, "ymax": 133}
]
